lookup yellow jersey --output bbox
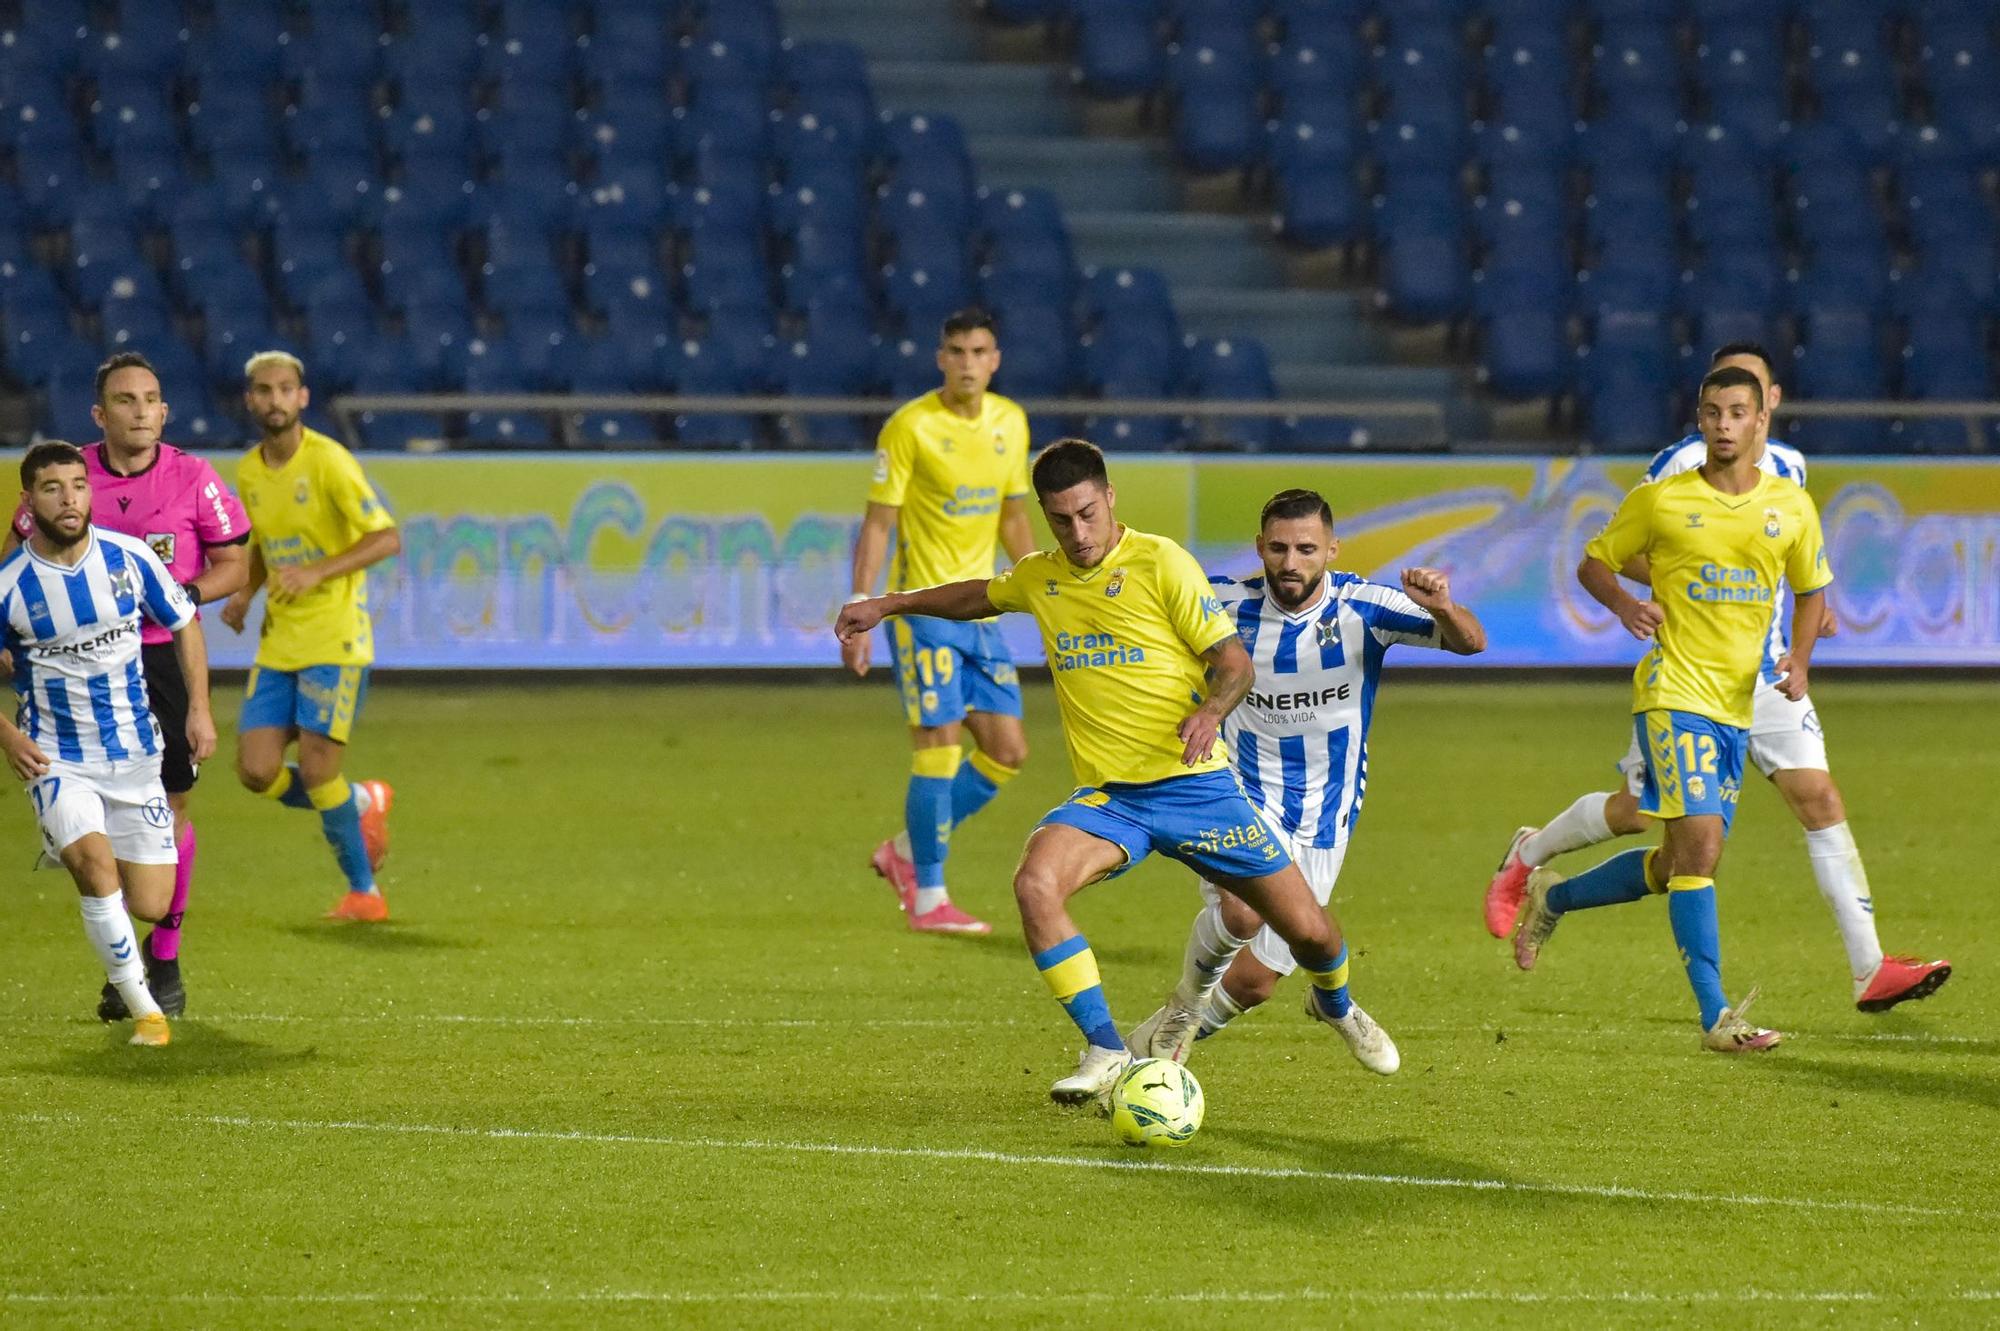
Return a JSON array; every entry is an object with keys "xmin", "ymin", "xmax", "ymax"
[
  {"xmin": 237, "ymin": 429, "xmax": 397, "ymax": 670},
  {"xmin": 1586, "ymin": 468, "xmax": 1831, "ymax": 727},
  {"xmin": 867, "ymin": 390, "xmax": 1031, "ymax": 592},
  {"xmin": 988, "ymin": 526, "xmax": 1236, "ymax": 787}
]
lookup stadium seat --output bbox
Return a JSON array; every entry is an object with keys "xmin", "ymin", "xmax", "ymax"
[
  {"xmin": 1073, "ymin": 0, "xmax": 1165, "ymax": 98},
  {"xmin": 1181, "ymin": 336, "xmax": 1276, "ymax": 449}
]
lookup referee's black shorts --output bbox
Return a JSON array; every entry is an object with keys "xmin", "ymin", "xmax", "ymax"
[{"xmin": 141, "ymin": 642, "xmax": 199, "ymax": 795}]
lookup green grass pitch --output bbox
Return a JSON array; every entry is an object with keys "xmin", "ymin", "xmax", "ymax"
[{"xmin": 2, "ymin": 678, "xmax": 1996, "ymax": 1328}]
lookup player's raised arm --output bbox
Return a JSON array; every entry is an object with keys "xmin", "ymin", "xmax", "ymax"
[
  {"xmin": 835, "ymin": 579, "xmax": 999, "ymax": 643},
  {"xmin": 1398, "ymin": 567, "xmax": 1487, "ymax": 655}
]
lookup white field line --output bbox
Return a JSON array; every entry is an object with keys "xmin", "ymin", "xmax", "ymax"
[
  {"xmin": 6, "ymin": 1111, "xmax": 1982, "ymax": 1221},
  {"xmin": 5, "ymin": 1009, "xmax": 1989, "ymax": 1047},
  {"xmin": 3, "ymin": 1288, "xmax": 1998, "ymax": 1308}
]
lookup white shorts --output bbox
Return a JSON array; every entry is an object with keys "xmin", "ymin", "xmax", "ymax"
[
  {"xmin": 1199, "ymin": 836, "xmax": 1350, "ymax": 977},
  {"xmin": 1617, "ymin": 684, "xmax": 1830, "ymax": 795},
  {"xmin": 27, "ymin": 758, "xmax": 178, "ymax": 867}
]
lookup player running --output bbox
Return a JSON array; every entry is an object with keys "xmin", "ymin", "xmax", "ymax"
[
  {"xmin": 1130, "ymin": 488, "xmax": 1485, "ymax": 1058},
  {"xmin": 1484, "ymin": 343, "xmax": 1950, "ymax": 1013},
  {"xmin": 838, "ymin": 441, "xmax": 1398, "ymax": 1104},
  {"xmin": 4, "ymin": 353, "xmax": 248, "ymax": 1020},
  {"xmin": 1512, "ymin": 366, "xmax": 1831, "ymax": 1052},
  {"xmin": 219, "ymin": 352, "xmax": 400, "ymax": 922},
  {"xmin": 842, "ymin": 309, "xmax": 1036, "ymax": 935},
  {"xmin": 2, "ymin": 441, "xmax": 213, "ymax": 1046}
]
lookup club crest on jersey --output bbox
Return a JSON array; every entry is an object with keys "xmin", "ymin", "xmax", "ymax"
[
  {"xmin": 294, "ymin": 481, "xmax": 310, "ymax": 504},
  {"xmin": 992, "ymin": 430, "xmax": 1007, "ymax": 454},
  {"xmin": 146, "ymin": 532, "xmax": 175, "ymax": 564},
  {"xmin": 1316, "ymin": 618, "xmax": 1341, "ymax": 649},
  {"xmin": 1104, "ymin": 567, "xmax": 1126, "ymax": 597},
  {"xmin": 108, "ymin": 567, "xmax": 137, "ymax": 604},
  {"xmin": 1763, "ymin": 508, "xmax": 1781, "ymax": 537}
]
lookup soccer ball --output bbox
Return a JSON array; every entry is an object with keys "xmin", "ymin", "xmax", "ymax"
[{"xmin": 1109, "ymin": 1058, "xmax": 1205, "ymax": 1148}]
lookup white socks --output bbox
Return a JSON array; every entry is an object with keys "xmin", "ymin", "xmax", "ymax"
[
  {"xmin": 1199, "ymin": 984, "xmax": 1249, "ymax": 1037},
  {"xmin": 912, "ymin": 886, "xmax": 949, "ymax": 914},
  {"xmin": 78, "ymin": 892, "xmax": 161, "ymax": 1019},
  {"xmin": 1176, "ymin": 904, "xmax": 1252, "ymax": 1007},
  {"xmin": 1805, "ymin": 821, "xmax": 1884, "ymax": 988},
  {"xmin": 1520, "ymin": 793, "xmax": 1617, "ymax": 867}
]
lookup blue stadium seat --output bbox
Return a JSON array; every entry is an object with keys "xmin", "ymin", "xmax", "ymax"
[
  {"xmin": 1273, "ymin": 148, "xmax": 1364, "ymax": 251},
  {"xmin": 1476, "ymin": 269, "xmax": 1569, "ymax": 399},
  {"xmin": 581, "ymin": 8, "xmax": 674, "ymax": 86},
  {"xmin": 1181, "ymin": 336, "xmax": 1275, "ymax": 448},
  {"xmin": 781, "ymin": 223, "xmax": 869, "ymax": 309},
  {"xmin": 1084, "ymin": 265, "xmax": 1177, "ymax": 331},
  {"xmin": 484, "ymin": 261, "xmax": 572, "ymax": 319},
  {"xmin": 1581, "ymin": 309, "xmax": 1674, "ymax": 446},
  {"xmin": 670, "ymin": 338, "xmax": 761, "ymax": 447},
  {"xmin": 988, "ymin": 299, "xmax": 1075, "ymax": 397},
  {"xmin": 1174, "ymin": 82, "xmax": 1261, "ymax": 172},
  {"xmin": 110, "ymin": 143, "xmax": 185, "ymax": 217},
  {"xmin": 567, "ymin": 335, "xmax": 662, "ymax": 447},
  {"xmin": 1794, "ymin": 307, "xmax": 1889, "ymax": 401},
  {"xmin": 1268, "ymin": 34, "xmax": 1363, "ymax": 105},
  {"xmin": 1073, "ymin": 0, "xmax": 1164, "ymax": 98},
  {"xmin": 89, "ymin": 77, "xmax": 177, "ymax": 153},
  {"xmin": 771, "ymin": 339, "xmax": 869, "ymax": 448},
  {"xmin": 6, "ymin": 322, "xmax": 98, "ymax": 389}
]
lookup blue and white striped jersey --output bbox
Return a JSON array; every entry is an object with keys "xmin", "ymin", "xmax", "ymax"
[
  {"xmin": 1644, "ymin": 434, "xmax": 1809, "ymax": 682},
  {"xmin": 1212, "ymin": 572, "xmax": 1441, "ymax": 850},
  {"xmin": 2, "ymin": 528, "xmax": 195, "ymax": 766}
]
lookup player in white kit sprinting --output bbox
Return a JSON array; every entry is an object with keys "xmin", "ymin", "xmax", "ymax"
[
  {"xmin": 1483, "ymin": 344, "xmax": 1951, "ymax": 1012},
  {"xmin": 0, "ymin": 442, "xmax": 212, "ymax": 1047},
  {"xmin": 1129, "ymin": 488, "xmax": 1487, "ymax": 1061}
]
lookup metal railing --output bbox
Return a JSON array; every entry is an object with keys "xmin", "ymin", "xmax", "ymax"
[
  {"xmin": 1776, "ymin": 401, "xmax": 1998, "ymax": 453},
  {"xmin": 329, "ymin": 392, "xmax": 1453, "ymax": 451},
  {"xmin": 327, "ymin": 393, "xmax": 2000, "ymax": 453}
]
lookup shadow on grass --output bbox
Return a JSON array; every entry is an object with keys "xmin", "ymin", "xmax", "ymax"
[
  {"xmin": 279, "ymin": 923, "xmax": 470, "ymax": 952},
  {"xmin": 29, "ymin": 1023, "xmax": 321, "ymax": 1082},
  {"xmin": 1757, "ymin": 1055, "xmax": 2000, "ymax": 1113}
]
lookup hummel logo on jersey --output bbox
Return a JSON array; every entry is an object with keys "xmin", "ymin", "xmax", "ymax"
[
  {"xmin": 1044, "ymin": 579, "xmax": 1059, "ymax": 596},
  {"xmin": 1685, "ymin": 513, "xmax": 1705, "ymax": 527}
]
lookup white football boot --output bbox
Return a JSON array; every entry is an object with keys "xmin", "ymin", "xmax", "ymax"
[
  {"xmin": 1049, "ymin": 1044, "xmax": 1131, "ymax": 1105},
  {"xmin": 1304, "ymin": 989, "xmax": 1401, "ymax": 1075},
  {"xmin": 1127, "ymin": 989, "xmax": 1204, "ymax": 1064}
]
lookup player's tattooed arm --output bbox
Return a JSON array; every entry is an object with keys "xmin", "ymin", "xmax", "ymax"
[
  {"xmin": 1399, "ymin": 567, "xmax": 1486, "ymax": 655},
  {"xmin": 1579, "ymin": 555, "xmax": 1664, "ymax": 641},
  {"xmin": 1179, "ymin": 636, "xmax": 1254, "ymax": 765},
  {"xmin": 835, "ymin": 580, "xmax": 997, "ymax": 643}
]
